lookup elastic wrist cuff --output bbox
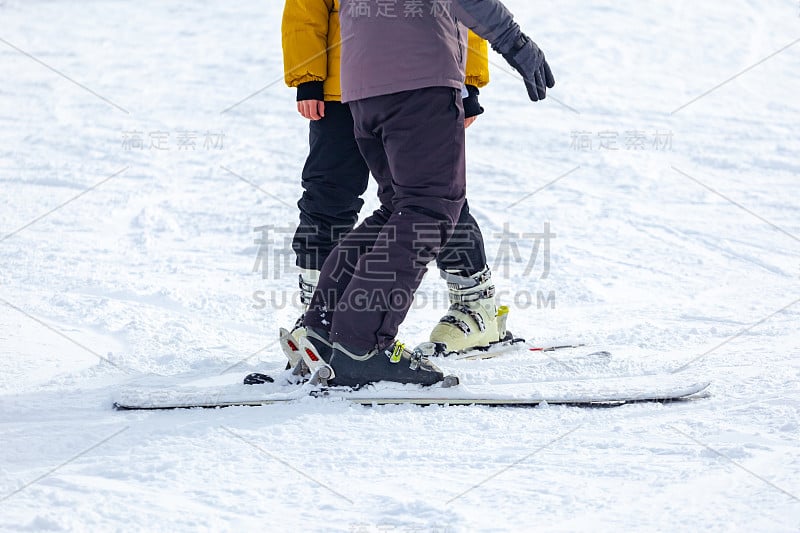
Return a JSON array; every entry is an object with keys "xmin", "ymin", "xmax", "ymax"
[{"xmin": 297, "ymin": 81, "xmax": 324, "ymax": 102}]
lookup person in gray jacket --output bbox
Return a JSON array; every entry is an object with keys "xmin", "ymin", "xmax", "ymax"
[{"xmin": 301, "ymin": 0, "xmax": 555, "ymax": 387}]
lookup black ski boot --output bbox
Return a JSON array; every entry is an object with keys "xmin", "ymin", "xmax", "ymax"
[{"xmin": 328, "ymin": 341, "xmax": 448, "ymax": 388}]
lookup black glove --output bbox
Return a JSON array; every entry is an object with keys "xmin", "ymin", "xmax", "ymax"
[
  {"xmin": 463, "ymin": 85, "xmax": 485, "ymax": 119},
  {"xmin": 501, "ymin": 33, "xmax": 555, "ymax": 102}
]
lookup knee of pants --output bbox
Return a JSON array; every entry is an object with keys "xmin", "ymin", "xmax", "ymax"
[
  {"xmin": 397, "ymin": 198, "xmax": 464, "ymax": 231},
  {"xmin": 301, "ymin": 167, "xmax": 369, "ymax": 197},
  {"xmin": 297, "ymin": 191, "xmax": 365, "ymax": 224}
]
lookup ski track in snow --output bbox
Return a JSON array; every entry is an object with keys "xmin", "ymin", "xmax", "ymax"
[{"xmin": 1, "ymin": 0, "xmax": 799, "ymax": 531}]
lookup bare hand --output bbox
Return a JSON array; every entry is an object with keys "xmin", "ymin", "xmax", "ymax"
[
  {"xmin": 297, "ymin": 100, "xmax": 325, "ymax": 120},
  {"xmin": 465, "ymin": 116, "xmax": 477, "ymax": 129}
]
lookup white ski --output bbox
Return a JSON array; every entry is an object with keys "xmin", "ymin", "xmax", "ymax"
[{"xmin": 113, "ymin": 372, "xmax": 710, "ymax": 410}]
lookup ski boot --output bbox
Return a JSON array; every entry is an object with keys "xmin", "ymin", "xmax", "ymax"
[
  {"xmin": 428, "ymin": 267, "xmax": 513, "ymax": 356},
  {"xmin": 324, "ymin": 340, "xmax": 458, "ymax": 389},
  {"xmin": 278, "ymin": 268, "xmax": 320, "ymax": 373},
  {"xmin": 296, "ymin": 327, "xmax": 337, "ymax": 386},
  {"xmin": 247, "ymin": 270, "xmax": 320, "ymax": 386}
]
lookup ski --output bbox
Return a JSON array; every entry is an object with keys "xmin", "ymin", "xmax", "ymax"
[
  {"xmin": 416, "ymin": 332, "xmax": 593, "ymax": 362},
  {"xmin": 113, "ymin": 372, "xmax": 710, "ymax": 410},
  {"xmin": 451, "ymin": 341, "xmax": 600, "ymax": 361}
]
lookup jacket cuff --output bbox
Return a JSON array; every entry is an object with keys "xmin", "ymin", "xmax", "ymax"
[
  {"xmin": 463, "ymin": 85, "xmax": 484, "ymax": 118},
  {"xmin": 296, "ymin": 81, "xmax": 324, "ymax": 102}
]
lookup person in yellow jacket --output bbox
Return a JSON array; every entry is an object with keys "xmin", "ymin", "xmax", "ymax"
[{"xmin": 278, "ymin": 0, "xmax": 508, "ymax": 367}]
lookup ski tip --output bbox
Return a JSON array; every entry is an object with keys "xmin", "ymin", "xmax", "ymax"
[{"xmin": 529, "ymin": 343, "xmax": 587, "ymax": 352}]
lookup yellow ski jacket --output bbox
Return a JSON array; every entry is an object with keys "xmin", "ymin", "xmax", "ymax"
[{"xmin": 282, "ymin": 0, "xmax": 490, "ymax": 101}]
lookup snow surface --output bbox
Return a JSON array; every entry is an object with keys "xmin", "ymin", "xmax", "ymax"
[{"xmin": 1, "ymin": 0, "xmax": 799, "ymax": 531}]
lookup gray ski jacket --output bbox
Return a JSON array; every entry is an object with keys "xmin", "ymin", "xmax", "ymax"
[{"xmin": 339, "ymin": 0, "xmax": 522, "ymax": 103}]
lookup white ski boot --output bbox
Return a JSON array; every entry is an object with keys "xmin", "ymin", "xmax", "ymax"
[
  {"xmin": 428, "ymin": 267, "xmax": 509, "ymax": 354},
  {"xmin": 278, "ymin": 268, "xmax": 319, "ymax": 371}
]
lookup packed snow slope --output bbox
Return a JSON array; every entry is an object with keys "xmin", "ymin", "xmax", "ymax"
[{"xmin": 1, "ymin": 0, "xmax": 799, "ymax": 531}]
